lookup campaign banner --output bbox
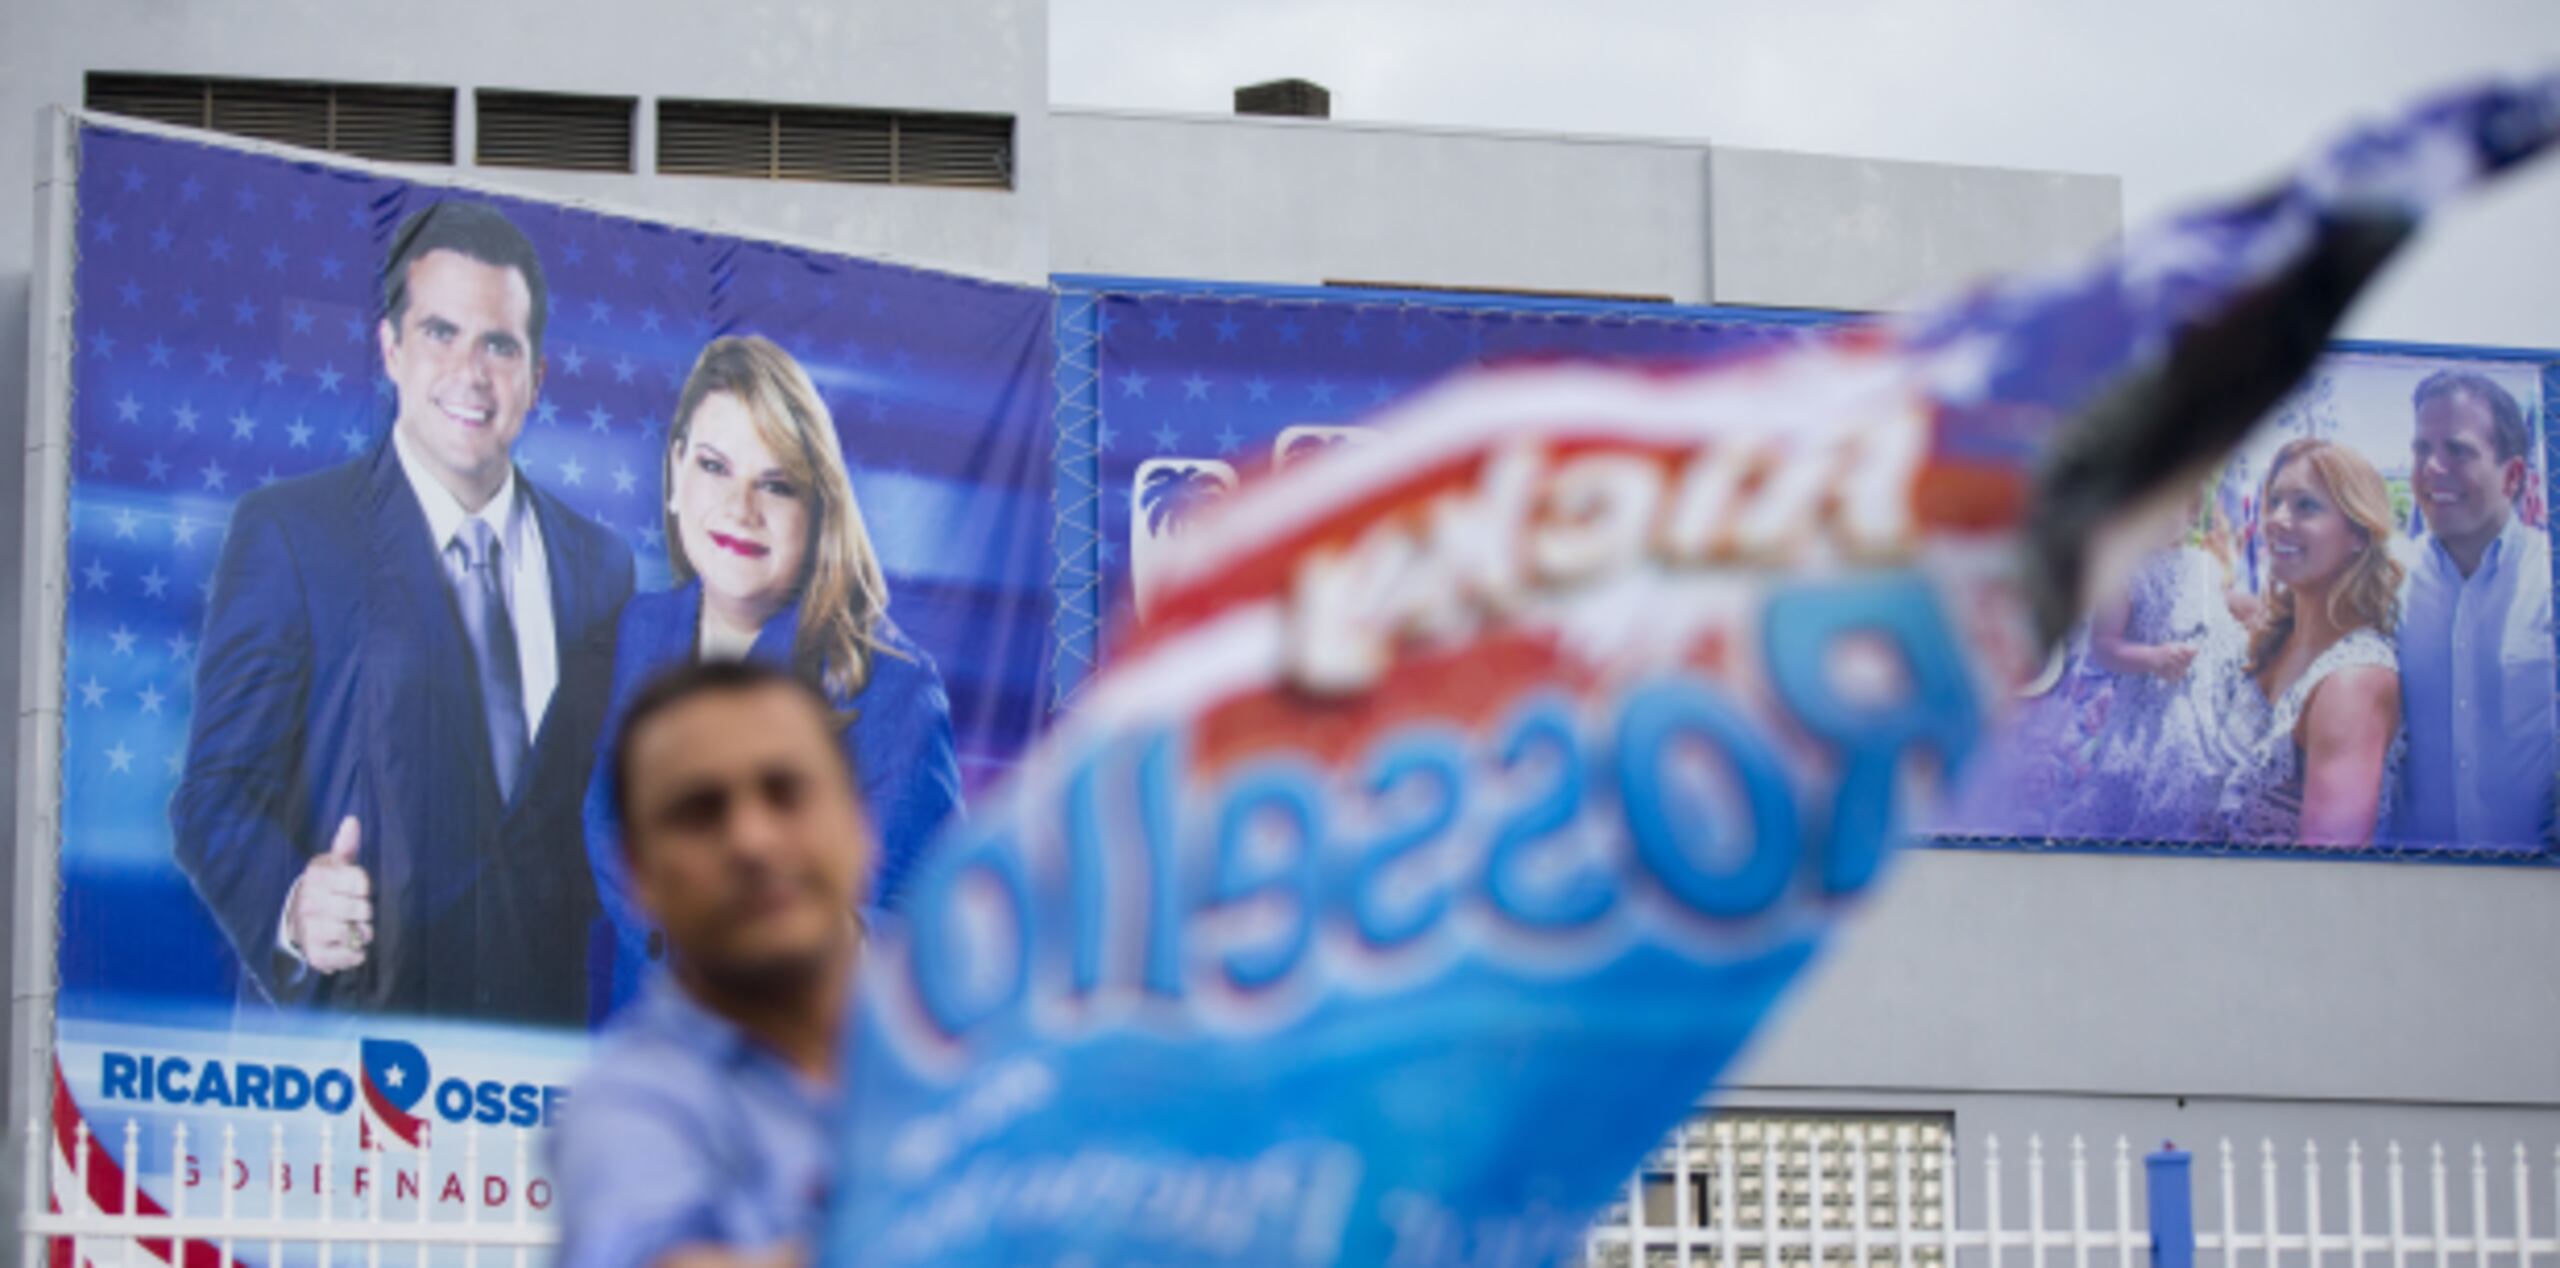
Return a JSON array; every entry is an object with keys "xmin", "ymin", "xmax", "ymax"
[
  {"xmin": 46, "ymin": 118, "xmax": 1052, "ymax": 1229},
  {"xmin": 1091, "ymin": 290, "xmax": 2558, "ymax": 861},
  {"xmin": 831, "ymin": 76, "xmax": 2560, "ymax": 1268},
  {"xmin": 1090, "ymin": 296, "xmax": 1796, "ymax": 628},
  {"xmin": 1937, "ymin": 353, "xmax": 2555, "ymax": 853}
]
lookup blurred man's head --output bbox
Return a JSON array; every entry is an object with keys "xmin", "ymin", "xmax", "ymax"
[
  {"xmin": 2410, "ymin": 369, "xmax": 2529, "ymax": 561},
  {"xmin": 611, "ymin": 661, "xmax": 869, "ymax": 997}
]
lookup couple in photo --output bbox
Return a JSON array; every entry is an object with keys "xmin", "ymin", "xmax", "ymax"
[
  {"xmin": 2016, "ymin": 371, "xmax": 2551, "ymax": 848},
  {"xmin": 170, "ymin": 201, "xmax": 962, "ymax": 1026}
]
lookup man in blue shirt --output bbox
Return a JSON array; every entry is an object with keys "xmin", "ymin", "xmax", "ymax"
[
  {"xmin": 2395, "ymin": 370, "xmax": 2555, "ymax": 849},
  {"xmin": 554, "ymin": 661, "xmax": 872, "ymax": 1268}
]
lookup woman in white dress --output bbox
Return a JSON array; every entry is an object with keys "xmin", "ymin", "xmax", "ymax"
[{"xmin": 2217, "ymin": 438, "xmax": 2406, "ymax": 845}]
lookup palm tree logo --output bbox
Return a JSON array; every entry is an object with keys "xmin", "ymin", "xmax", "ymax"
[
  {"xmin": 1282, "ymin": 431, "xmax": 1347, "ymax": 466},
  {"xmin": 1140, "ymin": 462, "xmax": 1230, "ymax": 536},
  {"xmin": 1274, "ymin": 424, "xmax": 1371, "ymax": 471},
  {"xmin": 1129, "ymin": 457, "xmax": 1240, "ymax": 621}
]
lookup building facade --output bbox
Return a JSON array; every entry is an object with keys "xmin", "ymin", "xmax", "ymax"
[{"xmin": 4, "ymin": 0, "xmax": 2553, "ymax": 1249}]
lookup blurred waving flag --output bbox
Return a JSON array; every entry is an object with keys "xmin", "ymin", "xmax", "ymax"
[{"xmin": 823, "ymin": 75, "xmax": 2560, "ymax": 1268}]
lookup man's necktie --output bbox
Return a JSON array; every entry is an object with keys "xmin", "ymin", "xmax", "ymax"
[{"xmin": 451, "ymin": 519, "xmax": 529, "ymax": 803}]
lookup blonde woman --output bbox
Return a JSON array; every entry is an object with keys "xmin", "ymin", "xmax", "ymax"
[
  {"xmin": 582, "ymin": 336, "xmax": 961, "ymax": 1019},
  {"xmin": 2217, "ymin": 439, "xmax": 2406, "ymax": 845}
]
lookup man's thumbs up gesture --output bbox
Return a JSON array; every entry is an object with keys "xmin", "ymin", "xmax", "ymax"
[{"xmin": 286, "ymin": 816, "xmax": 373, "ymax": 973}]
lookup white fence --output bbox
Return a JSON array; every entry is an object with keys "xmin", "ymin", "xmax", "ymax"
[
  {"xmin": 1581, "ymin": 1127, "xmax": 2560, "ymax": 1268},
  {"xmin": 20, "ymin": 1114, "xmax": 555, "ymax": 1267},
  {"xmin": 14, "ymin": 1111, "xmax": 2560, "ymax": 1267}
]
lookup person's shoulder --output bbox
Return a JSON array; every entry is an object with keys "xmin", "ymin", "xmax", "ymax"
[
  {"xmin": 234, "ymin": 452, "xmax": 372, "ymax": 523},
  {"xmin": 870, "ymin": 619, "xmax": 943, "ymax": 683},
  {"xmin": 2339, "ymin": 625, "xmax": 2400, "ymax": 668},
  {"xmin": 860, "ymin": 620, "xmax": 951, "ymax": 712},
  {"xmin": 2513, "ymin": 521, "xmax": 2553, "ymax": 584},
  {"xmin": 619, "ymin": 584, "xmax": 693, "ymax": 627},
  {"xmin": 2311, "ymin": 658, "xmax": 2400, "ymax": 722},
  {"xmin": 611, "ymin": 585, "xmax": 696, "ymax": 658},
  {"xmin": 219, "ymin": 454, "xmax": 379, "ymax": 566},
  {"xmin": 604, "ymin": 587, "xmax": 689, "ymax": 680},
  {"xmin": 521, "ymin": 475, "xmax": 636, "ymax": 564},
  {"xmin": 565, "ymin": 994, "xmax": 731, "ymax": 1121}
]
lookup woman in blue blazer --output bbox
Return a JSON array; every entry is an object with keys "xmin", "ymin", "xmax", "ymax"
[{"xmin": 582, "ymin": 335, "xmax": 962, "ymax": 1020}]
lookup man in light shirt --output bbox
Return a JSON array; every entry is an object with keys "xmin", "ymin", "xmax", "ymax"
[
  {"xmin": 2394, "ymin": 369, "xmax": 2554, "ymax": 849},
  {"xmin": 555, "ymin": 661, "xmax": 868, "ymax": 1268},
  {"xmin": 174, "ymin": 202, "xmax": 634, "ymax": 1021}
]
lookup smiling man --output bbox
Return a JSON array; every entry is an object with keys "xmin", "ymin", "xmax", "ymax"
[
  {"xmin": 173, "ymin": 201, "xmax": 634, "ymax": 1023},
  {"xmin": 2394, "ymin": 370, "xmax": 2555, "ymax": 848}
]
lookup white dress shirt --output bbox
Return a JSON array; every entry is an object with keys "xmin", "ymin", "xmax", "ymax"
[
  {"xmin": 393, "ymin": 429, "xmax": 560, "ymax": 736},
  {"xmin": 2394, "ymin": 512, "xmax": 2555, "ymax": 847}
]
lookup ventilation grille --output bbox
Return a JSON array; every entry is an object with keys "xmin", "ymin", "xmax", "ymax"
[
  {"xmin": 1236, "ymin": 78, "xmax": 1332, "ymax": 119},
  {"xmin": 476, "ymin": 90, "xmax": 635, "ymax": 172},
  {"xmin": 86, "ymin": 73, "xmax": 454, "ymax": 164},
  {"xmin": 657, "ymin": 99, "xmax": 1012, "ymax": 189}
]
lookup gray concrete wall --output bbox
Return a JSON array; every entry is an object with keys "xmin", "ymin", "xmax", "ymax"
[
  {"xmin": 1742, "ymin": 848, "xmax": 2560, "ymax": 1106},
  {"xmin": 1708, "ymin": 146, "xmax": 2122, "ymax": 312},
  {"xmin": 1717, "ymin": 845, "xmax": 2560, "ymax": 1187},
  {"xmin": 1051, "ymin": 109, "xmax": 1715, "ymax": 301},
  {"xmin": 1051, "ymin": 109, "xmax": 2122, "ymax": 315}
]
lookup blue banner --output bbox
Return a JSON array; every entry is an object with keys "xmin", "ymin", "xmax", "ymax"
[
  {"xmin": 50, "ymin": 118, "xmax": 1052, "ymax": 1225},
  {"xmin": 1088, "ymin": 296, "xmax": 1797, "ymax": 632},
  {"xmin": 1084, "ymin": 295, "xmax": 2559, "ymax": 861}
]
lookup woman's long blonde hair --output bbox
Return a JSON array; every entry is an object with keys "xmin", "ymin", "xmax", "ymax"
[
  {"xmin": 2246, "ymin": 438, "xmax": 2404, "ymax": 676},
  {"xmin": 664, "ymin": 336, "xmax": 897, "ymax": 700}
]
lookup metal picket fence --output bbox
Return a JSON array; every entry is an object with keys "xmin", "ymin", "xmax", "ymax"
[
  {"xmin": 16, "ymin": 1107, "xmax": 2560, "ymax": 1267},
  {"xmin": 1582, "ymin": 1121, "xmax": 2560, "ymax": 1268},
  {"xmin": 20, "ymin": 1114, "xmax": 555, "ymax": 1266}
]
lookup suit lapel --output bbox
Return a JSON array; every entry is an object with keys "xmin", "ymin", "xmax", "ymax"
[
  {"xmin": 521, "ymin": 479, "xmax": 594, "ymax": 777},
  {"xmin": 359, "ymin": 440, "xmax": 503, "ymax": 880}
]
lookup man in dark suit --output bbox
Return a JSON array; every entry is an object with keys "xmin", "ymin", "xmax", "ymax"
[{"xmin": 174, "ymin": 201, "xmax": 634, "ymax": 1025}]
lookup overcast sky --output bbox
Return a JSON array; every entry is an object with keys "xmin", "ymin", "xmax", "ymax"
[{"xmin": 1053, "ymin": 0, "xmax": 2560, "ymax": 348}]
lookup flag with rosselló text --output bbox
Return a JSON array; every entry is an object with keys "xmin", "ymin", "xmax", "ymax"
[{"xmin": 825, "ymin": 75, "xmax": 2560, "ymax": 1268}]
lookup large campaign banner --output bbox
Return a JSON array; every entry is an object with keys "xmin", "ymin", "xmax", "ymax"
[
  {"xmin": 1938, "ymin": 353, "xmax": 2556, "ymax": 854},
  {"xmin": 1089, "ymin": 293, "xmax": 2559, "ymax": 857},
  {"xmin": 41, "ymin": 117, "xmax": 1052, "ymax": 1230}
]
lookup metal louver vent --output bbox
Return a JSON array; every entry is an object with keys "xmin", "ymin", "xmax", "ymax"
[
  {"xmin": 83, "ymin": 74, "xmax": 213, "ymax": 130},
  {"xmin": 896, "ymin": 113, "xmax": 1012, "ymax": 188},
  {"xmin": 330, "ymin": 86, "xmax": 456, "ymax": 164},
  {"xmin": 657, "ymin": 99, "xmax": 1012, "ymax": 189},
  {"xmin": 86, "ymin": 73, "xmax": 454, "ymax": 164},
  {"xmin": 476, "ymin": 90, "xmax": 636, "ymax": 172},
  {"xmin": 778, "ymin": 109, "xmax": 895, "ymax": 184},
  {"xmin": 656, "ymin": 100, "xmax": 775, "ymax": 178}
]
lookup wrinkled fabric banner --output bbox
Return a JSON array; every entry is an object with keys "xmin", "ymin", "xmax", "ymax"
[
  {"xmin": 52, "ymin": 120, "xmax": 1053, "ymax": 1231},
  {"xmin": 827, "ymin": 76, "xmax": 2560, "ymax": 1267}
]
